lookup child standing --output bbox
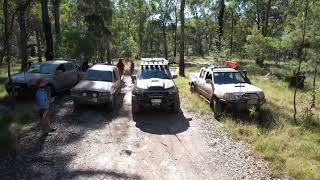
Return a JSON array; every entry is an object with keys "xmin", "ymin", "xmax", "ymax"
[{"xmin": 35, "ymin": 79, "xmax": 56, "ymax": 135}]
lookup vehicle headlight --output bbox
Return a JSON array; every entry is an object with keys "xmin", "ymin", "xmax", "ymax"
[
  {"xmin": 133, "ymin": 87, "xmax": 144, "ymax": 95},
  {"xmin": 82, "ymin": 92, "xmax": 87, "ymax": 96},
  {"xmin": 100, "ymin": 92, "xmax": 110, "ymax": 96},
  {"xmin": 92, "ymin": 93, "xmax": 97, "ymax": 97},
  {"xmin": 258, "ymin": 92, "xmax": 265, "ymax": 99},
  {"xmin": 223, "ymin": 93, "xmax": 239, "ymax": 101},
  {"xmin": 167, "ymin": 86, "xmax": 178, "ymax": 95}
]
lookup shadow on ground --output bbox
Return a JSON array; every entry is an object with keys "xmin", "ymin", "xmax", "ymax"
[
  {"xmin": 133, "ymin": 110, "xmax": 191, "ymax": 135},
  {"xmin": 0, "ymin": 91, "xmax": 127, "ymax": 179}
]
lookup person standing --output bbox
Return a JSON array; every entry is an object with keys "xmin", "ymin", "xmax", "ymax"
[
  {"xmin": 130, "ymin": 59, "xmax": 135, "ymax": 75},
  {"xmin": 117, "ymin": 58, "xmax": 125, "ymax": 78},
  {"xmin": 35, "ymin": 79, "xmax": 56, "ymax": 135}
]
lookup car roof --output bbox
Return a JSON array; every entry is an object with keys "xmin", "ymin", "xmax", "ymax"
[
  {"xmin": 90, "ymin": 64, "xmax": 117, "ymax": 71},
  {"xmin": 211, "ymin": 68, "xmax": 238, "ymax": 73}
]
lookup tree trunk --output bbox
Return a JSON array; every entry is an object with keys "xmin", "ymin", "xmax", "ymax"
[
  {"xmin": 35, "ymin": 28, "xmax": 42, "ymax": 62},
  {"xmin": 52, "ymin": 0, "xmax": 61, "ymax": 34},
  {"xmin": 106, "ymin": 41, "xmax": 112, "ymax": 65},
  {"xmin": 216, "ymin": 0, "xmax": 225, "ymax": 52},
  {"xmin": 162, "ymin": 20, "xmax": 168, "ymax": 60},
  {"xmin": 18, "ymin": 8, "xmax": 29, "ymax": 71},
  {"xmin": 262, "ymin": 0, "xmax": 272, "ymax": 36},
  {"xmin": 255, "ymin": 0, "xmax": 261, "ymax": 30},
  {"xmin": 311, "ymin": 60, "xmax": 318, "ymax": 108},
  {"xmin": 230, "ymin": 9, "xmax": 234, "ymax": 56},
  {"xmin": 173, "ymin": 5, "xmax": 178, "ymax": 58},
  {"xmin": 179, "ymin": 0, "xmax": 185, "ymax": 77},
  {"xmin": 41, "ymin": 0, "xmax": 54, "ymax": 61},
  {"xmin": 294, "ymin": 0, "xmax": 309, "ymax": 123}
]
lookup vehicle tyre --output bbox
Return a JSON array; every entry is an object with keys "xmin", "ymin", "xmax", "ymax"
[
  {"xmin": 132, "ymin": 100, "xmax": 141, "ymax": 114},
  {"xmin": 74, "ymin": 101, "xmax": 81, "ymax": 110},
  {"xmin": 109, "ymin": 95, "xmax": 115, "ymax": 110},
  {"xmin": 211, "ymin": 99, "xmax": 222, "ymax": 120},
  {"xmin": 171, "ymin": 95, "xmax": 180, "ymax": 113},
  {"xmin": 190, "ymin": 84, "xmax": 196, "ymax": 93}
]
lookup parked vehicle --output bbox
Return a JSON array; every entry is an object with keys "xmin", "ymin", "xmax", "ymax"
[
  {"xmin": 71, "ymin": 64, "xmax": 121, "ymax": 108},
  {"xmin": 5, "ymin": 60, "xmax": 79, "ymax": 97},
  {"xmin": 131, "ymin": 58, "xmax": 180, "ymax": 113},
  {"xmin": 189, "ymin": 65, "xmax": 266, "ymax": 118}
]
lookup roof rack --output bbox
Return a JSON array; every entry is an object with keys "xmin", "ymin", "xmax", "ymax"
[
  {"xmin": 206, "ymin": 65, "xmax": 229, "ymax": 69},
  {"xmin": 141, "ymin": 58, "xmax": 169, "ymax": 66}
]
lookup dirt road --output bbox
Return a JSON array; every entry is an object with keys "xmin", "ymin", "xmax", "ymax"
[{"xmin": 0, "ymin": 77, "xmax": 271, "ymax": 179}]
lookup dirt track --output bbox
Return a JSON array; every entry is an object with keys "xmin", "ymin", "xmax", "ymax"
[{"xmin": 0, "ymin": 77, "xmax": 271, "ymax": 179}]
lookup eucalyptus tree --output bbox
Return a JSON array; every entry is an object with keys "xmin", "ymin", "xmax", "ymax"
[
  {"xmin": 41, "ymin": 0, "xmax": 54, "ymax": 61},
  {"xmin": 78, "ymin": 0, "xmax": 112, "ymax": 64}
]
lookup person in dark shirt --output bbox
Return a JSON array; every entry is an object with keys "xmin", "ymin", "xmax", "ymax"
[
  {"xmin": 117, "ymin": 59, "xmax": 125, "ymax": 78},
  {"xmin": 35, "ymin": 79, "xmax": 56, "ymax": 135}
]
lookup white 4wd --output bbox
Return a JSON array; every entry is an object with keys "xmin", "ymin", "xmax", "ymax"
[{"xmin": 189, "ymin": 66, "xmax": 266, "ymax": 118}]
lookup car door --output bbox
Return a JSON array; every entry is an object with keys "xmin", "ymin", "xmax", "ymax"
[
  {"xmin": 197, "ymin": 69, "xmax": 207, "ymax": 96},
  {"xmin": 203, "ymin": 71, "xmax": 214, "ymax": 100},
  {"xmin": 112, "ymin": 69, "xmax": 121, "ymax": 95},
  {"xmin": 53, "ymin": 64, "xmax": 68, "ymax": 90},
  {"xmin": 64, "ymin": 62, "xmax": 78, "ymax": 88}
]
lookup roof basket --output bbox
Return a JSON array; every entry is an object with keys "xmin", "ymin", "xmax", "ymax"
[{"xmin": 141, "ymin": 58, "xmax": 169, "ymax": 66}]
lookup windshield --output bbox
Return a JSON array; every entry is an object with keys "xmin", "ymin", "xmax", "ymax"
[
  {"xmin": 138, "ymin": 69, "xmax": 172, "ymax": 80},
  {"xmin": 84, "ymin": 70, "xmax": 113, "ymax": 82},
  {"xmin": 214, "ymin": 72, "xmax": 246, "ymax": 84},
  {"xmin": 27, "ymin": 63, "xmax": 54, "ymax": 74}
]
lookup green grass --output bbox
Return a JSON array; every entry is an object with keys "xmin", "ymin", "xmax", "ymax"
[{"xmin": 176, "ymin": 59, "xmax": 320, "ymax": 179}]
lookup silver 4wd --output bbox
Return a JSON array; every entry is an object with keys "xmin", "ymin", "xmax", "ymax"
[
  {"xmin": 189, "ymin": 66, "xmax": 266, "ymax": 118},
  {"xmin": 131, "ymin": 58, "xmax": 180, "ymax": 113}
]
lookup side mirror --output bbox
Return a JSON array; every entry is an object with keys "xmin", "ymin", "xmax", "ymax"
[
  {"xmin": 206, "ymin": 79, "xmax": 212, "ymax": 84},
  {"xmin": 172, "ymin": 74, "xmax": 178, "ymax": 79}
]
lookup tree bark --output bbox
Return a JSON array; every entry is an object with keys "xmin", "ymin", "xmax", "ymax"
[
  {"xmin": 262, "ymin": 0, "xmax": 272, "ymax": 36},
  {"xmin": 255, "ymin": 0, "xmax": 261, "ymax": 30},
  {"xmin": 216, "ymin": 0, "xmax": 225, "ymax": 52},
  {"xmin": 35, "ymin": 27, "xmax": 42, "ymax": 62},
  {"xmin": 230, "ymin": 9, "xmax": 234, "ymax": 56},
  {"xmin": 311, "ymin": 60, "xmax": 317, "ymax": 108},
  {"xmin": 41, "ymin": 0, "xmax": 54, "ymax": 61},
  {"xmin": 179, "ymin": 0, "xmax": 185, "ymax": 77},
  {"xmin": 51, "ymin": 0, "xmax": 61, "ymax": 34},
  {"xmin": 294, "ymin": 0, "xmax": 309, "ymax": 123},
  {"xmin": 106, "ymin": 40, "xmax": 112, "ymax": 65},
  {"xmin": 173, "ymin": 5, "xmax": 178, "ymax": 59},
  {"xmin": 162, "ymin": 20, "xmax": 168, "ymax": 60},
  {"xmin": 18, "ymin": 7, "xmax": 29, "ymax": 71}
]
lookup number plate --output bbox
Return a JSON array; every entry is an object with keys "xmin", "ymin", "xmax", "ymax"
[
  {"xmin": 247, "ymin": 99, "xmax": 257, "ymax": 105},
  {"xmin": 151, "ymin": 99, "xmax": 162, "ymax": 105}
]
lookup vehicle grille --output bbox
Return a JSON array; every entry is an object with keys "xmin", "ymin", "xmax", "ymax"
[
  {"xmin": 148, "ymin": 86, "xmax": 164, "ymax": 91},
  {"xmin": 81, "ymin": 90, "xmax": 99, "ymax": 97},
  {"xmin": 241, "ymin": 93, "xmax": 259, "ymax": 103},
  {"xmin": 143, "ymin": 92, "xmax": 168, "ymax": 98}
]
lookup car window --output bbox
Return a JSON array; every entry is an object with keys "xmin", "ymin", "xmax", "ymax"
[
  {"xmin": 200, "ymin": 69, "xmax": 206, "ymax": 79},
  {"xmin": 27, "ymin": 63, "xmax": 54, "ymax": 74},
  {"xmin": 113, "ymin": 71, "xmax": 117, "ymax": 81},
  {"xmin": 56, "ymin": 64, "xmax": 66, "ymax": 72},
  {"xmin": 65, "ymin": 63, "xmax": 75, "ymax": 71},
  {"xmin": 213, "ymin": 72, "xmax": 246, "ymax": 84},
  {"xmin": 205, "ymin": 72, "xmax": 212, "ymax": 80},
  {"xmin": 84, "ymin": 69, "xmax": 113, "ymax": 82},
  {"xmin": 138, "ymin": 68, "xmax": 172, "ymax": 80}
]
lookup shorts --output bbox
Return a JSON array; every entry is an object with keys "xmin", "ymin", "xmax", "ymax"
[{"xmin": 39, "ymin": 108, "xmax": 49, "ymax": 119}]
